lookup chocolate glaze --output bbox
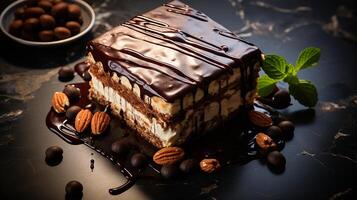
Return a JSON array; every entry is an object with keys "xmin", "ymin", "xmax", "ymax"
[
  {"xmin": 46, "ymin": 82, "xmax": 284, "ymax": 195},
  {"xmin": 87, "ymin": 0, "xmax": 262, "ymax": 102}
]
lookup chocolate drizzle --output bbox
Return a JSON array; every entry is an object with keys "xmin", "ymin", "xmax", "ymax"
[{"xmin": 88, "ymin": 0, "xmax": 262, "ymax": 102}]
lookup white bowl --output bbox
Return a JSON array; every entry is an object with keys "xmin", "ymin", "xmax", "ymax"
[{"xmin": 0, "ymin": 0, "xmax": 95, "ymax": 47}]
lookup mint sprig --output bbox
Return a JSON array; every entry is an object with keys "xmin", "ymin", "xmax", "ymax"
[{"xmin": 258, "ymin": 47, "xmax": 321, "ymax": 107}]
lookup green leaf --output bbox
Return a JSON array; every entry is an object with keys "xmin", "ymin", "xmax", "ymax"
[
  {"xmin": 289, "ymin": 80, "xmax": 318, "ymax": 107},
  {"xmin": 261, "ymin": 55, "xmax": 288, "ymax": 80},
  {"xmin": 295, "ymin": 47, "xmax": 321, "ymax": 72},
  {"xmin": 258, "ymin": 75, "xmax": 278, "ymax": 97},
  {"xmin": 283, "ymin": 74, "xmax": 299, "ymax": 84}
]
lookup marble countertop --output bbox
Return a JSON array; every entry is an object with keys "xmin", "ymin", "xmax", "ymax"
[{"xmin": 0, "ymin": 0, "xmax": 357, "ymax": 199}]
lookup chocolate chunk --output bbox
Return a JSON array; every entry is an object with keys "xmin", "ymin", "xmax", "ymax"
[
  {"xmin": 272, "ymin": 89, "xmax": 291, "ymax": 109},
  {"xmin": 66, "ymin": 106, "xmax": 81, "ymax": 121},
  {"xmin": 130, "ymin": 153, "xmax": 147, "ymax": 168},
  {"xmin": 58, "ymin": 66, "xmax": 74, "ymax": 81},
  {"xmin": 74, "ymin": 62, "xmax": 90, "ymax": 75},
  {"xmin": 45, "ymin": 146, "xmax": 63, "ymax": 166},
  {"xmin": 179, "ymin": 158, "xmax": 198, "ymax": 174},
  {"xmin": 266, "ymin": 126, "xmax": 283, "ymax": 140},
  {"xmin": 111, "ymin": 140, "xmax": 129, "ymax": 156},
  {"xmin": 267, "ymin": 151, "xmax": 286, "ymax": 170},
  {"xmin": 63, "ymin": 85, "xmax": 81, "ymax": 102},
  {"xmin": 278, "ymin": 120, "xmax": 295, "ymax": 136},
  {"xmin": 65, "ymin": 180, "xmax": 83, "ymax": 197},
  {"xmin": 161, "ymin": 165, "xmax": 179, "ymax": 179},
  {"xmin": 83, "ymin": 71, "xmax": 92, "ymax": 81}
]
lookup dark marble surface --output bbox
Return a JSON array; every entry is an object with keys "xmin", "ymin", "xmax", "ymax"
[{"xmin": 1, "ymin": 0, "xmax": 357, "ymax": 199}]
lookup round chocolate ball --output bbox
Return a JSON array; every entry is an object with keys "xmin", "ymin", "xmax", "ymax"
[
  {"xmin": 39, "ymin": 14, "xmax": 56, "ymax": 29},
  {"xmin": 9, "ymin": 20, "xmax": 23, "ymax": 36},
  {"xmin": 65, "ymin": 21, "xmax": 80, "ymax": 35},
  {"xmin": 179, "ymin": 158, "xmax": 198, "ymax": 174},
  {"xmin": 38, "ymin": 0, "xmax": 53, "ymax": 12},
  {"xmin": 65, "ymin": 180, "xmax": 83, "ymax": 196},
  {"xmin": 23, "ymin": 18, "xmax": 40, "ymax": 31},
  {"xmin": 278, "ymin": 120, "xmax": 295, "ymax": 135},
  {"xmin": 51, "ymin": 2, "xmax": 68, "ymax": 18},
  {"xmin": 24, "ymin": 7, "xmax": 45, "ymax": 18},
  {"xmin": 266, "ymin": 126, "xmax": 283, "ymax": 140},
  {"xmin": 130, "ymin": 153, "xmax": 147, "ymax": 168},
  {"xmin": 66, "ymin": 105, "xmax": 81, "ymax": 121},
  {"xmin": 58, "ymin": 66, "xmax": 74, "ymax": 81},
  {"xmin": 272, "ymin": 89, "xmax": 291, "ymax": 109},
  {"xmin": 111, "ymin": 140, "xmax": 130, "ymax": 156},
  {"xmin": 15, "ymin": 8, "xmax": 25, "ymax": 19},
  {"xmin": 83, "ymin": 71, "xmax": 92, "ymax": 81},
  {"xmin": 161, "ymin": 165, "xmax": 179, "ymax": 179},
  {"xmin": 63, "ymin": 85, "xmax": 81, "ymax": 102},
  {"xmin": 45, "ymin": 146, "xmax": 63, "ymax": 166},
  {"xmin": 67, "ymin": 4, "xmax": 81, "ymax": 19},
  {"xmin": 267, "ymin": 151, "xmax": 286, "ymax": 169},
  {"xmin": 38, "ymin": 30, "xmax": 54, "ymax": 41},
  {"xmin": 54, "ymin": 26, "xmax": 71, "ymax": 40}
]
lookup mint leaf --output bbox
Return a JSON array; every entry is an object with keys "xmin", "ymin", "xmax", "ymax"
[
  {"xmin": 262, "ymin": 55, "xmax": 288, "ymax": 80},
  {"xmin": 258, "ymin": 75, "xmax": 278, "ymax": 97},
  {"xmin": 295, "ymin": 47, "xmax": 321, "ymax": 72},
  {"xmin": 289, "ymin": 80, "xmax": 318, "ymax": 107},
  {"xmin": 283, "ymin": 74, "xmax": 299, "ymax": 84}
]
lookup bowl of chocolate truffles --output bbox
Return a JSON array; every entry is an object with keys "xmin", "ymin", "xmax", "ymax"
[{"xmin": 0, "ymin": 0, "xmax": 95, "ymax": 46}]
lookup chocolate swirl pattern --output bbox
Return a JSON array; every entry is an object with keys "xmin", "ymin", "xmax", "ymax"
[{"xmin": 88, "ymin": 0, "xmax": 262, "ymax": 102}]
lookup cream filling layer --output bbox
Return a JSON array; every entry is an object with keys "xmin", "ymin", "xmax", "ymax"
[{"xmin": 91, "ymin": 73, "xmax": 179, "ymax": 147}]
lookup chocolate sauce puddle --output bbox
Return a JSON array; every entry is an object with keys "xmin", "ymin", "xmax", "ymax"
[{"xmin": 46, "ymin": 82, "xmax": 283, "ymax": 195}]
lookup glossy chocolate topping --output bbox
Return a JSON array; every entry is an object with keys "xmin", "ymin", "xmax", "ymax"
[{"xmin": 88, "ymin": 0, "xmax": 262, "ymax": 102}]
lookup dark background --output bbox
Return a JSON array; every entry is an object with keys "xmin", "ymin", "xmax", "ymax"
[{"xmin": 1, "ymin": 0, "xmax": 357, "ymax": 199}]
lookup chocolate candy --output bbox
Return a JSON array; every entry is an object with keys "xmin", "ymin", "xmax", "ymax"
[
  {"xmin": 278, "ymin": 120, "xmax": 295, "ymax": 136},
  {"xmin": 39, "ymin": 14, "xmax": 56, "ymax": 29},
  {"xmin": 83, "ymin": 71, "xmax": 92, "ymax": 81},
  {"xmin": 130, "ymin": 153, "xmax": 147, "ymax": 168},
  {"xmin": 45, "ymin": 146, "xmax": 63, "ymax": 166},
  {"xmin": 58, "ymin": 66, "xmax": 74, "ymax": 81},
  {"xmin": 266, "ymin": 126, "xmax": 283, "ymax": 140},
  {"xmin": 9, "ymin": 20, "xmax": 23, "ymax": 36},
  {"xmin": 51, "ymin": 2, "xmax": 68, "ymax": 18},
  {"xmin": 67, "ymin": 4, "xmax": 81, "ymax": 19},
  {"xmin": 24, "ymin": 7, "xmax": 45, "ymax": 18},
  {"xmin": 23, "ymin": 18, "xmax": 40, "ymax": 31},
  {"xmin": 38, "ymin": 30, "xmax": 54, "ymax": 42},
  {"xmin": 179, "ymin": 158, "xmax": 198, "ymax": 174},
  {"xmin": 15, "ymin": 8, "xmax": 25, "ymax": 19},
  {"xmin": 272, "ymin": 89, "xmax": 291, "ymax": 109},
  {"xmin": 65, "ymin": 180, "xmax": 83, "ymax": 197},
  {"xmin": 267, "ymin": 151, "xmax": 286, "ymax": 169},
  {"xmin": 66, "ymin": 106, "xmax": 81, "ymax": 121},
  {"xmin": 63, "ymin": 85, "xmax": 81, "ymax": 102},
  {"xmin": 161, "ymin": 165, "xmax": 179, "ymax": 179},
  {"xmin": 54, "ymin": 27, "xmax": 71, "ymax": 40},
  {"xmin": 38, "ymin": 0, "xmax": 53, "ymax": 12},
  {"xmin": 66, "ymin": 21, "xmax": 81, "ymax": 35},
  {"xmin": 111, "ymin": 140, "xmax": 129, "ymax": 156}
]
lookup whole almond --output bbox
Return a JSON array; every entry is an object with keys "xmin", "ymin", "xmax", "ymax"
[
  {"xmin": 75, "ymin": 109, "xmax": 92, "ymax": 133},
  {"xmin": 248, "ymin": 110, "xmax": 273, "ymax": 128},
  {"xmin": 51, "ymin": 92, "xmax": 69, "ymax": 113},
  {"xmin": 255, "ymin": 132, "xmax": 277, "ymax": 150},
  {"xmin": 91, "ymin": 111, "xmax": 110, "ymax": 135},
  {"xmin": 153, "ymin": 147, "xmax": 185, "ymax": 165},
  {"xmin": 200, "ymin": 158, "xmax": 221, "ymax": 173}
]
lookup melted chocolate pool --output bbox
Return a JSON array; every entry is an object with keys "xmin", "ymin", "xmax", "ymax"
[{"xmin": 46, "ymin": 82, "xmax": 284, "ymax": 195}]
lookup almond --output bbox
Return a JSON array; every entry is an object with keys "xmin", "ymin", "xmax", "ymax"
[
  {"xmin": 200, "ymin": 158, "xmax": 221, "ymax": 173},
  {"xmin": 91, "ymin": 111, "xmax": 110, "ymax": 135},
  {"xmin": 248, "ymin": 110, "xmax": 273, "ymax": 128},
  {"xmin": 51, "ymin": 92, "xmax": 69, "ymax": 113},
  {"xmin": 75, "ymin": 109, "xmax": 92, "ymax": 133},
  {"xmin": 153, "ymin": 147, "xmax": 185, "ymax": 165},
  {"xmin": 255, "ymin": 132, "xmax": 277, "ymax": 151}
]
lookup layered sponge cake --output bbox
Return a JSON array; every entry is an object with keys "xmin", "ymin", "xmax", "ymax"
[{"xmin": 86, "ymin": 0, "xmax": 263, "ymax": 148}]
